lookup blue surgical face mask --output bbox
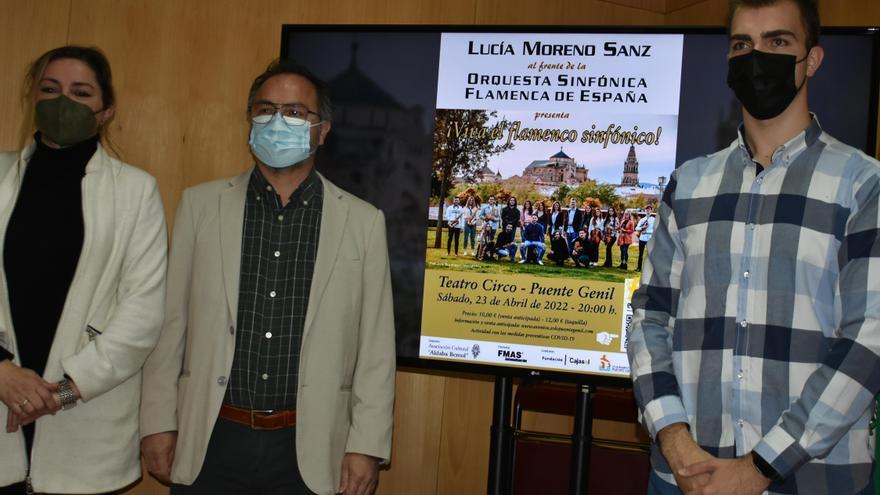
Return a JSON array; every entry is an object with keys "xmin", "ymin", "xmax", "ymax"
[{"xmin": 248, "ymin": 113, "xmax": 321, "ymax": 169}]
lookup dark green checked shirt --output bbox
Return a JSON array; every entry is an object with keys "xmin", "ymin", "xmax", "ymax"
[{"xmin": 224, "ymin": 167, "xmax": 323, "ymax": 411}]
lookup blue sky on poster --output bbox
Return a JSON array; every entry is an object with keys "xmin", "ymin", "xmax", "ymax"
[{"xmin": 480, "ymin": 110, "xmax": 678, "ymax": 185}]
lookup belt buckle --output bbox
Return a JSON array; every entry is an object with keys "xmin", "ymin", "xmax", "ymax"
[{"xmin": 250, "ymin": 409, "xmax": 274, "ymax": 429}]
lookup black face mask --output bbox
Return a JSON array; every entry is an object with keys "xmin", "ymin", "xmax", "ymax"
[{"xmin": 727, "ymin": 49, "xmax": 809, "ymax": 120}]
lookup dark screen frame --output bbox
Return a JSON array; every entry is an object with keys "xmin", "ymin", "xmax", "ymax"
[{"xmin": 281, "ymin": 24, "xmax": 880, "ymax": 385}]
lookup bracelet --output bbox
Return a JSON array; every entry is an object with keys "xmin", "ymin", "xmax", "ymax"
[
  {"xmin": 56, "ymin": 379, "xmax": 78, "ymax": 410},
  {"xmin": 750, "ymin": 451, "xmax": 782, "ymax": 482}
]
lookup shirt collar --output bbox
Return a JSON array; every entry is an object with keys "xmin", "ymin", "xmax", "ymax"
[
  {"xmin": 736, "ymin": 114, "xmax": 823, "ymax": 169},
  {"xmin": 248, "ymin": 166, "xmax": 322, "ymax": 207}
]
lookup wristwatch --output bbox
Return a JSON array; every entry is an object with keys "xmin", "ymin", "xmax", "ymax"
[
  {"xmin": 56, "ymin": 378, "xmax": 78, "ymax": 410},
  {"xmin": 750, "ymin": 450, "xmax": 782, "ymax": 483}
]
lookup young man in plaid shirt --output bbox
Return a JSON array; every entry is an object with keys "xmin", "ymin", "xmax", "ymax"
[{"xmin": 627, "ymin": 1, "xmax": 880, "ymax": 494}]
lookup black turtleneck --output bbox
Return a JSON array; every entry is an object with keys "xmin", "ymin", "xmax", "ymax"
[{"xmin": 3, "ymin": 133, "xmax": 98, "ymax": 376}]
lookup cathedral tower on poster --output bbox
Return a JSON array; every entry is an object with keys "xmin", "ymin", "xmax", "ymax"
[{"xmin": 621, "ymin": 145, "xmax": 639, "ymax": 186}]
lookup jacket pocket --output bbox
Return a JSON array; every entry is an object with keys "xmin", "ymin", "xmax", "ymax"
[
  {"xmin": 86, "ymin": 325, "xmax": 103, "ymax": 341},
  {"xmin": 77, "ymin": 324, "xmax": 104, "ymax": 350}
]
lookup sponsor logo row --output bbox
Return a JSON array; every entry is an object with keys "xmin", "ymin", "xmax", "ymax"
[{"xmin": 420, "ymin": 337, "xmax": 631, "ymax": 376}]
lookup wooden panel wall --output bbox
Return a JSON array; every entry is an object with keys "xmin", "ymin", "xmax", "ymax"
[
  {"xmin": 665, "ymin": 0, "xmax": 728, "ymax": 24},
  {"xmin": 0, "ymin": 0, "xmax": 70, "ymax": 151},
  {"xmin": 0, "ymin": 1, "xmax": 877, "ymax": 495},
  {"xmin": 475, "ymin": 0, "xmax": 663, "ymax": 23},
  {"xmin": 667, "ymin": 0, "xmax": 880, "ymax": 28}
]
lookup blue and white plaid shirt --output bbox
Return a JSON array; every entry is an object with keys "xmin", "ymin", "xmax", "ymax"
[{"xmin": 627, "ymin": 117, "xmax": 880, "ymax": 495}]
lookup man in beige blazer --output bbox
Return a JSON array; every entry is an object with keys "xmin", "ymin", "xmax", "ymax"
[{"xmin": 140, "ymin": 59, "xmax": 395, "ymax": 495}]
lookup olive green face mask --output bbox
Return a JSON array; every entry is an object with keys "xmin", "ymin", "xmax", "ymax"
[{"xmin": 34, "ymin": 95, "xmax": 100, "ymax": 147}]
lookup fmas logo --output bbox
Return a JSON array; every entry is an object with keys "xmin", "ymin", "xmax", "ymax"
[
  {"xmin": 599, "ymin": 354, "xmax": 612, "ymax": 371},
  {"xmin": 498, "ymin": 349, "xmax": 527, "ymax": 363}
]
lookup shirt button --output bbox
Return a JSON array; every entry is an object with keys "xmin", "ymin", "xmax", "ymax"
[
  {"xmin": 743, "ymin": 271, "xmax": 750, "ymax": 279},
  {"xmin": 269, "ymin": 290, "xmax": 276, "ymax": 297},
  {"xmin": 265, "ymin": 332, "xmax": 272, "ymax": 339},
  {"xmin": 740, "ymin": 321, "xmax": 748, "ymax": 328},
  {"xmin": 277, "ymin": 215, "xmax": 284, "ymax": 221},
  {"xmin": 256, "ymin": 195, "xmax": 261, "ymax": 201},
  {"xmin": 274, "ymin": 251, "xmax": 281, "ymax": 258},
  {"xmin": 303, "ymin": 200, "xmax": 308, "ymax": 206},
  {"xmin": 266, "ymin": 185, "xmax": 272, "ymax": 191},
  {"xmin": 229, "ymin": 325, "xmax": 235, "ymax": 335},
  {"xmin": 217, "ymin": 376, "xmax": 227, "ymax": 385},
  {"xmin": 261, "ymin": 373, "xmax": 269, "ymax": 380},
  {"xmin": 737, "ymin": 369, "xmax": 744, "ymax": 379},
  {"xmin": 738, "ymin": 419, "xmax": 744, "ymax": 427}
]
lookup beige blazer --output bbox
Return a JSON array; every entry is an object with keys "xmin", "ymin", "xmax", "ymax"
[
  {"xmin": 0, "ymin": 144, "xmax": 167, "ymax": 493},
  {"xmin": 141, "ymin": 169, "xmax": 395, "ymax": 495}
]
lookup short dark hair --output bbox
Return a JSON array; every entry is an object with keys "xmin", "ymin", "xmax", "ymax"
[
  {"xmin": 247, "ymin": 58, "xmax": 333, "ymax": 121},
  {"xmin": 25, "ymin": 45, "xmax": 115, "ymax": 110},
  {"xmin": 728, "ymin": 0, "xmax": 820, "ymax": 50}
]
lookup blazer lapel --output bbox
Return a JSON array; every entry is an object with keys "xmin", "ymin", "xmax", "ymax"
[
  {"xmin": 0, "ymin": 146, "xmax": 34, "ymax": 230},
  {"xmin": 0, "ymin": 147, "xmax": 33, "ymax": 350},
  {"xmin": 219, "ymin": 171, "xmax": 249, "ymax": 322},
  {"xmin": 303, "ymin": 174, "xmax": 348, "ymax": 339}
]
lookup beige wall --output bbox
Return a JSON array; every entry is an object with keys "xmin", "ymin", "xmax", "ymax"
[{"xmin": 0, "ymin": 1, "xmax": 877, "ymax": 494}]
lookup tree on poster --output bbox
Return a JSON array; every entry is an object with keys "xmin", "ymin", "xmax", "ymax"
[{"xmin": 432, "ymin": 109, "xmax": 513, "ymax": 247}]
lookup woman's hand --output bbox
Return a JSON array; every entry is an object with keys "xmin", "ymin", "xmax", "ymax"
[{"xmin": 0, "ymin": 360, "xmax": 60, "ymax": 432}]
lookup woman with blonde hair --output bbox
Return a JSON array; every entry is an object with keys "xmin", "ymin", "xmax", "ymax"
[{"xmin": 0, "ymin": 45, "xmax": 166, "ymax": 494}]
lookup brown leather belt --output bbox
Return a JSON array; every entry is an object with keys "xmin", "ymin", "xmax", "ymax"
[{"xmin": 219, "ymin": 403, "xmax": 296, "ymax": 430}]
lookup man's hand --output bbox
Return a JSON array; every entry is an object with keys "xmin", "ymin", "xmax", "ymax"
[
  {"xmin": 338, "ymin": 453, "xmax": 379, "ymax": 495},
  {"xmin": 0, "ymin": 360, "xmax": 60, "ymax": 432},
  {"xmin": 679, "ymin": 455, "xmax": 771, "ymax": 495},
  {"xmin": 657, "ymin": 423, "xmax": 713, "ymax": 492},
  {"xmin": 142, "ymin": 431, "xmax": 178, "ymax": 485}
]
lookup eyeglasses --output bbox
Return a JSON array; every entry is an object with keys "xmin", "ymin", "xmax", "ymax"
[{"xmin": 250, "ymin": 102, "xmax": 321, "ymax": 125}]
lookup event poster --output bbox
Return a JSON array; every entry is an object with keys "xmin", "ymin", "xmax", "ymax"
[{"xmin": 419, "ymin": 33, "xmax": 683, "ymax": 377}]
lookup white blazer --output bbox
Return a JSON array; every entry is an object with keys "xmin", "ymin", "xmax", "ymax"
[{"xmin": 0, "ymin": 143, "xmax": 167, "ymax": 493}]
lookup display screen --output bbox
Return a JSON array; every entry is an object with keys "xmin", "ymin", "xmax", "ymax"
[{"xmin": 282, "ymin": 26, "xmax": 880, "ymax": 382}]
